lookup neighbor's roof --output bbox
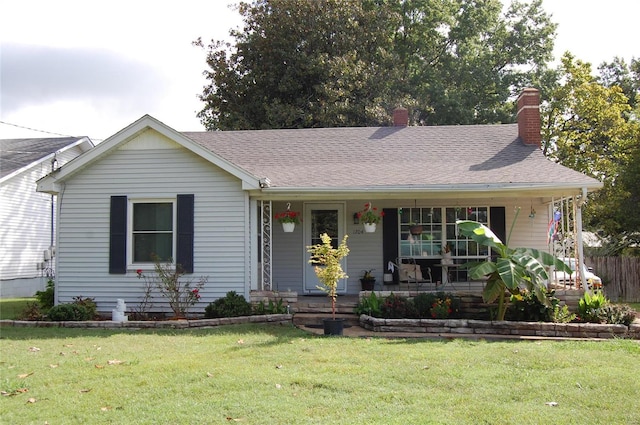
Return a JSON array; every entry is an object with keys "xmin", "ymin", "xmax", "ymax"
[
  {"xmin": 0, "ymin": 137, "xmax": 92, "ymax": 181},
  {"xmin": 184, "ymin": 124, "xmax": 601, "ymax": 191}
]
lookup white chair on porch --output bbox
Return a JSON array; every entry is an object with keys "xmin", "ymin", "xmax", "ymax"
[{"xmin": 397, "ymin": 258, "xmax": 434, "ymax": 291}]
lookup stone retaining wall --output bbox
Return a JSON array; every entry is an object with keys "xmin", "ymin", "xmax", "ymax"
[
  {"xmin": 359, "ymin": 315, "xmax": 640, "ymax": 339},
  {"xmin": 0, "ymin": 314, "xmax": 293, "ymax": 330}
]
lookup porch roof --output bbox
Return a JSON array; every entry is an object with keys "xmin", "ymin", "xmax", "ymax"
[{"xmin": 183, "ymin": 124, "xmax": 601, "ymax": 195}]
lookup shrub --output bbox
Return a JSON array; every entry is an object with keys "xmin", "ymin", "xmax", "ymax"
[
  {"xmin": 35, "ymin": 279, "xmax": 55, "ymax": 310},
  {"xmin": 577, "ymin": 291, "xmax": 609, "ymax": 323},
  {"xmin": 354, "ymin": 291, "xmax": 382, "ymax": 317},
  {"xmin": 381, "ymin": 293, "xmax": 417, "ymax": 319},
  {"xmin": 598, "ymin": 304, "xmax": 636, "ymax": 326},
  {"xmin": 412, "ymin": 292, "xmax": 460, "ymax": 319},
  {"xmin": 48, "ymin": 303, "xmax": 92, "ymax": 321},
  {"xmin": 204, "ymin": 291, "xmax": 252, "ymax": 318},
  {"xmin": 413, "ymin": 293, "xmax": 438, "ymax": 318},
  {"xmin": 137, "ymin": 256, "xmax": 207, "ymax": 318},
  {"xmin": 72, "ymin": 296, "xmax": 98, "ymax": 320},
  {"xmin": 508, "ymin": 289, "xmax": 555, "ymax": 322},
  {"xmin": 551, "ymin": 304, "xmax": 576, "ymax": 323},
  {"xmin": 20, "ymin": 302, "xmax": 46, "ymax": 320}
]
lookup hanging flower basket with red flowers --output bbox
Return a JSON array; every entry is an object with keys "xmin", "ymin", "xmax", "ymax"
[
  {"xmin": 357, "ymin": 202, "xmax": 384, "ymax": 233},
  {"xmin": 275, "ymin": 203, "xmax": 301, "ymax": 232}
]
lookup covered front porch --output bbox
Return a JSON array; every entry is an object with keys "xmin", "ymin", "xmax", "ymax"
[{"xmin": 254, "ymin": 195, "xmax": 588, "ymax": 296}]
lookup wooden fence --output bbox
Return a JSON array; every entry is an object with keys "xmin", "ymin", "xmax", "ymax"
[{"xmin": 586, "ymin": 256, "xmax": 640, "ymax": 302}]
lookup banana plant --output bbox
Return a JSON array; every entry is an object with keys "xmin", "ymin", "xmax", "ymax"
[{"xmin": 456, "ymin": 214, "xmax": 572, "ymax": 321}]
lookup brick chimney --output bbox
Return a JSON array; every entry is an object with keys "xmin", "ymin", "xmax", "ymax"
[
  {"xmin": 393, "ymin": 107, "xmax": 408, "ymax": 127},
  {"xmin": 516, "ymin": 88, "xmax": 541, "ymax": 147}
]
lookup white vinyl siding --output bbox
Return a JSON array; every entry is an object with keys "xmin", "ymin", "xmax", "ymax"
[
  {"xmin": 0, "ymin": 146, "xmax": 83, "ymax": 282},
  {"xmin": 54, "ymin": 130, "xmax": 248, "ymax": 310},
  {"xmin": 270, "ymin": 198, "xmax": 551, "ymax": 295}
]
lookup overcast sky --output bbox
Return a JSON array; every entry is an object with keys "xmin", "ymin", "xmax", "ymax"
[{"xmin": 1, "ymin": 0, "xmax": 638, "ymax": 141}]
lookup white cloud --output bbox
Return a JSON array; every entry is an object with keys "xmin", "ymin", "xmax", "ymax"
[{"xmin": 2, "ymin": 43, "xmax": 164, "ymax": 114}]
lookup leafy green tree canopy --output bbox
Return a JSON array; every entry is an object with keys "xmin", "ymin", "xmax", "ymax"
[
  {"xmin": 195, "ymin": 0, "xmax": 556, "ymax": 130},
  {"xmin": 541, "ymin": 53, "xmax": 640, "ymax": 251}
]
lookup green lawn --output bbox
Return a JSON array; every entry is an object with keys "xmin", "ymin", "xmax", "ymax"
[
  {"xmin": 1, "ymin": 324, "xmax": 639, "ymax": 424},
  {"xmin": 0, "ymin": 298, "xmax": 35, "ymax": 320},
  {"xmin": 626, "ymin": 302, "xmax": 640, "ymax": 312}
]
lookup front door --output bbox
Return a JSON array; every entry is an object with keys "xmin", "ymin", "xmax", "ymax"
[{"xmin": 303, "ymin": 203, "xmax": 346, "ymax": 293}]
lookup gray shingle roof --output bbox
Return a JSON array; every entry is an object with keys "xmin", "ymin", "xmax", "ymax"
[
  {"xmin": 184, "ymin": 124, "xmax": 599, "ymax": 189},
  {"xmin": 0, "ymin": 137, "xmax": 86, "ymax": 179}
]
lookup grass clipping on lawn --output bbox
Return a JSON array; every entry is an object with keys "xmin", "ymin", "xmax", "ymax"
[{"xmin": 1, "ymin": 324, "xmax": 639, "ymax": 424}]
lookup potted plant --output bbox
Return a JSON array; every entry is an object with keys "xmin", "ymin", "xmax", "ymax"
[
  {"xmin": 409, "ymin": 222, "xmax": 423, "ymax": 235},
  {"xmin": 360, "ymin": 269, "xmax": 376, "ymax": 291},
  {"xmin": 357, "ymin": 202, "xmax": 384, "ymax": 232},
  {"xmin": 441, "ymin": 244, "xmax": 453, "ymax": 264},
  {"xmin": 274, "ymin": 203, "xmax": 301, "ymax": 232},
  {"xmin": 307, "ymin": 233, "xmax": 349, "ymax": 335}
]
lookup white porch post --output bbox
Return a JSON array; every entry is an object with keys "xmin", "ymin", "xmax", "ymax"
[
  {"xmin": 260, "ymin": 200, "xmax": 273, "ymax": 290},
  {"xmin": 576, "ymin": 188, "xmax": 589, "ymax": 291}
]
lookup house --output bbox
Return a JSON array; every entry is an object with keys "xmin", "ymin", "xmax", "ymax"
[
  {"xmin": 36, "ymin": 88, "xmax": 602, "ymax": 314},
  {"xmin": 1, "ymin": 136, "xmax": 94, "ymax": 297}
]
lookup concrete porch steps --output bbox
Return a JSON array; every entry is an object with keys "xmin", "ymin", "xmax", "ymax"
[
  {"xmin": 295, "ymin": 295, "xmax": 359, "ymax": 314},
  {"xmin": 292, "ymin": 295, "xmax": 361, "ymax": 330}
]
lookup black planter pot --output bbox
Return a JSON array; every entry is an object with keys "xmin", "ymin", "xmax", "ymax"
[
  {"xmin": 360, "ymin": 278, "xmax": 376, "ymax": 291},
  {"xmin": 323, "ymin": 318, "xmax": 345, "ymax": 336}
]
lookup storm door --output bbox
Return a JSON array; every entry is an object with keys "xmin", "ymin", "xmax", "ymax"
[{"xmin": 303, "ymin": 203, "xmax": 346, "ymax": 293}]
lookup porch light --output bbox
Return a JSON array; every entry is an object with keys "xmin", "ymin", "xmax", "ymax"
[
  {"xmin": 353, "ymin": 212, "xmax": 360, "ymax": 225},
  {"xmin": 529, "ymin": 207, "xmax": 536, "ymax": 219}
]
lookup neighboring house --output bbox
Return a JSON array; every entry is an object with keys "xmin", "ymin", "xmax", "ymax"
[
  {"xmin": 37, "ymin": 89, "xmax": 602, "ymax": 314},
  {"xmin": 1, "ymin": 137, "xmax": 94, "ymax": 297}
]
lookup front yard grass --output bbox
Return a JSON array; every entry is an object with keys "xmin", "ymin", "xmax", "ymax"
[
  {"xmin": 1, "ymin": 324, "xmax": 639, "ymax": 424},
  {"xmin": 0, "ymin": 298, "xmax": 35, "ymax": 320}
]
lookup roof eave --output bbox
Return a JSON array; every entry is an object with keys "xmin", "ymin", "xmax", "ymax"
[
  {"xmin": 250, "ymin": 182, "xmax": 603, "ymax": 200},
  {"xmin": 0, "ymin": 136, "xmax": 93, "ymax": 185}
]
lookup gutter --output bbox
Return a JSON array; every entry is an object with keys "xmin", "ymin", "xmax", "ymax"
[{"xmin": 248, "ymin": 182, "xmax": 602, "ymax": 200}]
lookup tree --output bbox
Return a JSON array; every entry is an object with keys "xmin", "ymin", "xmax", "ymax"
[
  {"xmin": 598, "ymin": 57, "xmax": 640, "ymax": 114},
  {"xmin": 307, "ymin": 233, "xmax": 349, "ymax": 320},
  {"xmin": 195, "ymin": 0, "xmax": 556, "ymax": 130},
  {"xmin": 542, "ymin": 53, "xmax": 640, "ymax": 252}
]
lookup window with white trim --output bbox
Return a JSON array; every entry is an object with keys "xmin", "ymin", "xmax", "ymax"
[
  {"xmin": 129, "ymin": 200, "xmax": 175, "ymax": 263},
  {"xmin": 399, "ymin": 206, "xmax": 490, "ymax": 258}
]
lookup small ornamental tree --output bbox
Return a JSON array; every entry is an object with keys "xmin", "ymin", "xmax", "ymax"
[{"xmin": 307, "ymin": 233, "xmax": 349, "ymax": 319}]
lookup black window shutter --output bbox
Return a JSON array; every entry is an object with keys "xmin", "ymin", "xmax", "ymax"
[
  {"xmin": 383, "ymin": 208, "xmax": 399, "ymax": 281},
  {"xmin": 176, "ymin": 194, "xmax": 194, "ymax": 274},
  {"xmin": 490, "ymin": 207, "xmax": 506, "ymax": 244},
  {"xmin": 109, "ymin": 196, "xmax": 127, "ymax": 274}
]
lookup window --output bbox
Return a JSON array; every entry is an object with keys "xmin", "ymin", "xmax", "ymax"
[
  {"xmin": 110, "ymin": 194, "xmax": 194, "ymax": 274},
  {"xmin": 445, "ymin": 207, "xmax": 489, "ymax": 258},
  {"xmin": 400, "ymin": 208, "xmax": 442, "ymax": 256},
  {"xmin": 399, "ymin": 206, "xmax": 490, "ymax": 258},
  {"xmin": 130, "ymin": 200, "xmax": 175, "ymax": 263}
]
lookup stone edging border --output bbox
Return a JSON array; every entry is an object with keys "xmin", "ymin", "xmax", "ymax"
[
  {"xmin": 4, "ymin": 315, "xmax": 639, "ymax": 340},
  {"xmin": 359, "ymin": 315, "xmax": 640, "ymax": 340},
  {"xmin": 0, "ymin": 314, "xmax": 293, "ymax": 329}
]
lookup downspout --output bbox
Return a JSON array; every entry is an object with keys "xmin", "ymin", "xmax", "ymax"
[
  {"xmin": 576, "ymin": 187, "xmax": 589, "ymax": 291},
  {"xmin": 50, "ymin": 154, "xmax": 57, "ymax": 249}
]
